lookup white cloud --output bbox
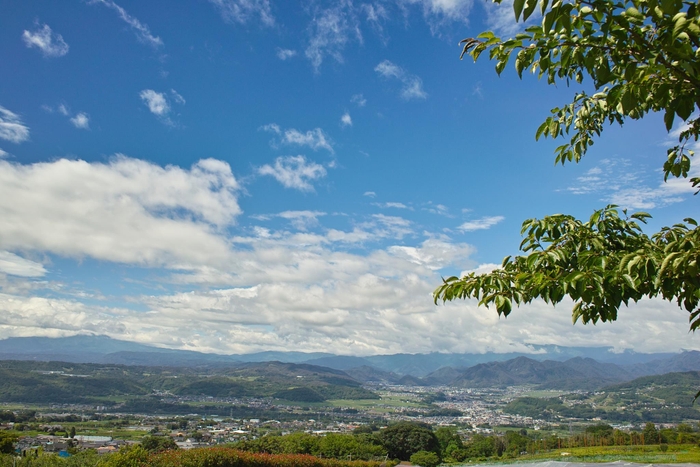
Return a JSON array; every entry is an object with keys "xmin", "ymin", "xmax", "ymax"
[
  {"xmin": 565, "ymin": 158, "xmax": 697, "ymax": 210},
  {"xmin": 277, "ymin": 210, "xmax": 327, "ymax": 230},
  {"xmin": 482, "ymin": 0, "xmax": 535, "ymax": 36},
  {"xmin": 425, "ymin": 203, "xmax": 450, "ymax": 216},
  {"xmin": 305, "ymin": 2, "xmax": 362, "ymax": 71},
  {"xmin": 2, "ymin": 289, "xmax": 698, "ymax": 355},
  {"xmin": 89, "ymin": 0, "xmax": 163, "ymax": 48},
  {"xmin": 458, "ymin": 215, "xmax": 504, "ymax": 232},
  {"xmin": 460, "ymin": 262, "xmax": 500, "ymax": 277},
  {"xmin": 1, "ymin": 204, "xmax": 698, "ymax": 355},
  {"xmin": 258, "ymin": 155, "xmax": 327, "ymax": 192},
  {"xmin": 209, "ymin": 0, "xmax": 275, "ymax": 27},
  {"xmin": 70, "ymin": 112, "xmax": 90, "ymax": 130},
  {"xmin": 375, "ymin": 60, "xmax": 427, "ymax": 100},
  {"xmin": 43, "ymin": 104, "xmax": 91, "ymax": 130},
  {"xmin": 262, "ymin": 124, "xmax": 334, "ymax": 153},
  {"xmin": 389, "ymin": 238, "xmax": 475, "ymax": 270},
  {"xmin": 0, "ymin": 106, "xmax": 30, "ymax": 144},
  {"xmin": 0, "ymin": 156, "xmax": 241, "ymax": 268},
  {"xmin": 22, "ymin": 23, "xmax": 69, "ymax": 57},
  {"xmin": 369, "ymin": 214, "xmax": 414, "ymax": 239},
  {"xmin": 276, "ymin": 48, "xmax": 297, "ymax": 60},
  {"xmin": 340, "ymin": 112, "xmax": 352, "ymax": 127},
  {"xmin": 260, "ymin": 123, "xmax": 281, "ymax": 134},
  {"xmin": 373, "ymin": 202, "xmax": 410, "ymax": 209},
  {"xmin": 140, "ymin": 90, "xmax": 170, "ymax": 116},
  {"xmin": 0, "ymin": 252, "xmax": 47, "ymax": 278},
  {"xmin": 351, "ymin": 94, "xmax": 367, "ymax": 107},
  {"xmin": 364, "ymin": 191, "xmax": 376, "ymax": 197},
  {"xmin": 405, "ymin": 0, "xmax": 473, "ymax": 20},
  {"xmin": 284, "ymin": 128, "xmax": 334, "ymax": 152},
  {"xmin": 399, "ymin": 0, "xmax": 474, "ymax": 35},
  {"xmin": 0, "ymin": 149, "xmax": 7, "ymax": 159},
  {"xmin": 170, "ymin": 89, "xmax": 186, "ymax": 105}
]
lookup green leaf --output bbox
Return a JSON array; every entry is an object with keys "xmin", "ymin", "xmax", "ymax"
[
  {"xmin": 664, "ymin": 108, "xmax": 675, "ymax": 131},
  {"xmin": 523, "ymin": 0, "xmax": 538, "ymax": 21},
  {"xmin": 514, "ymin": 0, "xmax": 526, "ymax": 21}
]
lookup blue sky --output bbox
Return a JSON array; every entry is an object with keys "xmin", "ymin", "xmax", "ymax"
[{"xmin": 0, "ymin": 0, "xmax": 698, "ymax": 356}]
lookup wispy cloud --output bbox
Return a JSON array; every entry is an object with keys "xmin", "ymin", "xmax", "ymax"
[
  {"xmin": 482, "ymin": 0, "xmax": 535, "ymax": 36},
  {"xmin": 209, "ymin": 0, "xmax": 275, "ymax": 27},
  {"xmin": 22, "ymin": 23, "xmax": 69, "ymax": 57},
  {"xmin": 564, "ymin": 158, "xmax": 696, "ymax": 210},
  {"xmin": 305, "ymin": 2, "xmax": 362, "ymax": 71},
  {"xmin": 43, "ymin": 104, "xmax": 90, "ymax": 130},
  {"xmin": 170, "ymin": 89, "xmax": 186, "ymax": 105},
  {"xmin": 363, "ymin": 191, "xmax": 376, "ymax": 197},
  {"xmin": 0, "ymin": 106, "xmax": 30, "ymax": 144},
  {"xmin": 372, "ymin": 202, "xmax": 411, "ymax": 209},
  {"xmin": 406, "ymin": 0, "xmax": 473, "ymax": 30},
  {"xmin": 261, "ymin": 124, "xmax": 334, "ymax": 153},
  {"xmin": 276, "ymin": 48, "xmax": 297, "ymax": 60},
  {"xmin": 258, "ymin": 155, "xmax": 327, "ymax": 192},
  {"xmin": 424, "ymin": 203, "xmax": 450, "ymax": 216},
  {"xmin": 277, "ymin": 210, "xmax": 327, "ymax": 230},
  {"xmin": 458, "ymin": 215, "xmax": 504, "ymax": 232},
  {"xmin": 89, "ymin": 0, "xmax": 163, "ymax": 48},
  {"xmin": 351, "ymin": 94, "xmax": 367, "ymax": 107},
  {"xmin": 0, "ymin": 251, "xmax": 47, "ymax": 278},
  {"xmin": 375, "ymin": 60, "xmax": 427, "ymax": 100},
  {"xmin": 340, "ymin": 112, "xmax": 352, "ymax": 127}
]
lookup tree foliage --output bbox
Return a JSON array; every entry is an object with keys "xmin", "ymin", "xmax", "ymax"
[
  {"xmin": 378, "ymin": 422, "xmax": 439, "ymax": 461},
  {"xmin": 435, "ymin": 0, "xmax": 700, "ymax": 329},
  {"xmin": 409, "ymin": 451, "xmax": 440, "ymax": 467}
]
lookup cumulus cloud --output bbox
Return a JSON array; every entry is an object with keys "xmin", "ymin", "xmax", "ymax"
[
  {"xmin": 3, "ymin": 266, "xmax": 695, "ymax": 355},
  {"xmin": 209, "ymin": 0, "xmax": 275, "ymax": 27},
  {"xmin": 375, "ymin": 60, "xmax": 427, "ymax": 100},
  {"xmin": 258, "ymin": 155, "xmax": 327, "ymax": 192},
  {"xmin": 458, "ymin": 215, "xmax": 504, "ymax": 232},
  {"xmin": 261, "ymin": 124, "xmax": 334, "ymax": 153},
  {"xmin": 276, "ymin": 48, "xmax": 297, "ymax": 60},
  {"xmin": 305, "ymin": 2, "xmax": 362, "ymax": 71},
  {"xmin": 0, "ymin": 199, "xmax": 697, "ymax": 355},
  {"xmin": 340, "ymin": 112, "xmax": 352, "ymax": 127},
  {"xmin": 0, "ymin": 156, "xmax": 241, "ymax": 268},
  {"xmin": 89, "ymin": 0, "xmax": 163, "ymax": 48},
  {"xmin": 22, "ymin": 23, "xmax": 69, "ymax": 57},
  {"xmin": 140, "ymin": 90, "xmax": 170, "ymax": 116},
  {"xmin": 0, "ymin": 106, "xmax": 30, "ymax": 144},
  {"xmin": 70, "ymin": 112, "xmax": 90, "ymax": 129}
]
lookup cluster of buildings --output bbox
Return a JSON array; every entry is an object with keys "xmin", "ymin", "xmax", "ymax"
[{"xmin": 14, "ymin": 434, "xmax": 131, "ymax": 456}]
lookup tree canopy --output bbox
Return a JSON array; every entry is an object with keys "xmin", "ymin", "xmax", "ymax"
[{"xmin": 434, "ymin": 0, "xmax": 700, "ymax": 329}]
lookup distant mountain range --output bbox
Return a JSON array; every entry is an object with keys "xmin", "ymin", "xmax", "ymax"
[{"xmin": 0, "ymin": 335, "xmax": 696, "ymax": 389}]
